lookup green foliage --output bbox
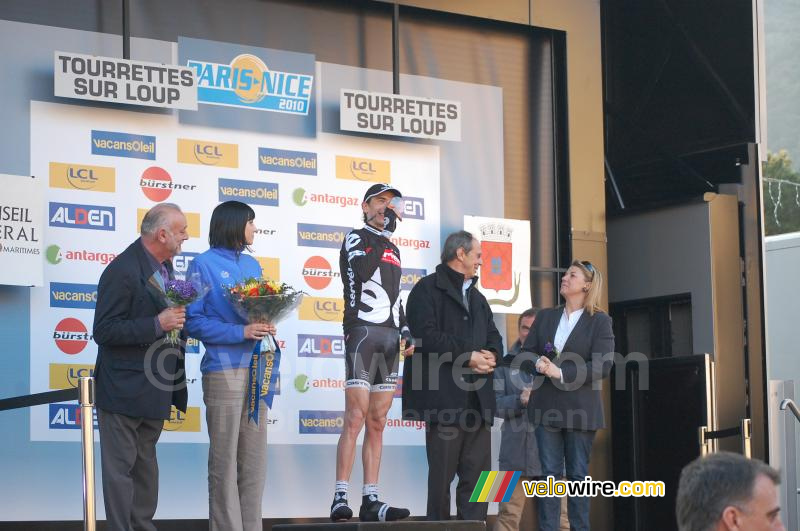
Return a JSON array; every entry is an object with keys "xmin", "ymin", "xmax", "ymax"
[{"xmin": 763, "ymin": 150, "xmax": 800, "ymax": 235}]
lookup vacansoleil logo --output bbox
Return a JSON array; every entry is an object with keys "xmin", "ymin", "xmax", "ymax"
[{"xmin": 188, "ymin": 54, "xmax": 313, "ymax": 115}]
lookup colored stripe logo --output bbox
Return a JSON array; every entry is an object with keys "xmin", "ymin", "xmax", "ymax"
[{"xmin": 470, "ymin": 471, "xmax": 521, "ymax": 503}]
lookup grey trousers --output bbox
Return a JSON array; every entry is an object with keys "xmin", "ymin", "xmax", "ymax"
[
  {"xmin": 203, "ymin": 368, "xmax": 269, "ymax": 531},
  {"xmin": 97, "ymin": 408, "xmax": 163, "ymax": 531}
]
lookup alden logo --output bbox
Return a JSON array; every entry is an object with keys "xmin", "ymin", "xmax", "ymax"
[
  {"xmin": 297, "ymin": 223, "xmax": 351, "ymax": 249},
  {"xmin": 298, "ymin": 410, "xmax": 345, "ymax": 434},
  {"xmin": 163, "ymin": 406, "xmax": 202, "ymax": 432},
  {"xmin": 49, "ymin": 202, "xmax": 115, "ymax": 231},
  {"xmin": 259, "ymin": 148, "xmax": 317, "ymax": 175},
  {"xmin": 50, "ymin": 282, "xmax": 97, "ymax": 309},
  {"xmin": 173, "ymin": 252, "xmax": 200, "ymax": 276},
  {"xmin": 188, "ymin": 54, "xmax": 313, "ymax": 115},
  {"xmin": 297, "ymin": 333, "xmax": 346, "ymax": 358},
  {"xmin": 403, "ymin": 196, "xmax": 425, "ymax": 220},
  {"xmin": 218, "ymin": 178, "xmax": 279, "ymax": 207},
  {"xmin": 335, "ymin": 156, "xmax": 390, "ymax": 183},
  {"xmin": 49, "ymin": 403, "xmax": 98, "ymax": 430},
  {"xmin": 177, "ymin": 138, "xmax": 238, "ymax": 167},
  {"xmin": 49, "ymin": 162, "xmax": 115, "ymax": 192},
  {"xmin": 137, "ymin": 209, "xmax": 200, "ymax": 238},
  {"xmin": 400, "ymin": 268, "xmax": 427, "ymax": 291},
  {"xmin": 49, "ymin": 363, "xmax": 95, "ymax": 390},
  {"xmin": 91, "ymin": 130, "xmax": 156, "ymax": 160},
  {"xmin": 298, "ymin": 297, "xmax": 344, "ymax": 322}
]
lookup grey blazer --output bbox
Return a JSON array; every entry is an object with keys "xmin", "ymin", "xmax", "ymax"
[{"xmin": 520, "ymin": 306, "xmax": 615, "ymax": 431}]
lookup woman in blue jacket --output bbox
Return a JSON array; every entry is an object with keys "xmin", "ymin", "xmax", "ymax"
[{"xmin": 186, "ymin": 200, "xmax": 275, "ymax": 531}]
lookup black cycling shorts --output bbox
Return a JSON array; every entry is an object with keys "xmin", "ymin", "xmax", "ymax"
[{"xmin": 344, "ymin": 325, "xmax": 400, "ymax": 392}]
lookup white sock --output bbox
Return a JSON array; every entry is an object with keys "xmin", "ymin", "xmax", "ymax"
[
  {"xmin": 363, "ymin": 483, "xmax": 379, "ymax": 498},
  {"xmin": 335, "ymin": 480, "xmax": 349, "ymax": 497}
]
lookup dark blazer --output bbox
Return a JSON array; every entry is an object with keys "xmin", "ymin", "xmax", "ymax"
[
  {"xmin": 521, "ymin": 306, "xmax": 614, "ymax": 431},
  {"xmin": 402, "ymin": 264, "xmax": 503, "ymax": 425},
  {"xmin": 93, "ymin": 239, "xmax": 187, "ymax": 420}
]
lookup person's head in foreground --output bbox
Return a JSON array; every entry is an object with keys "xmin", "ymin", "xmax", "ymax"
[{"xmin": 676, "ymin": 452, "xmax": 784, "ymax": 531}]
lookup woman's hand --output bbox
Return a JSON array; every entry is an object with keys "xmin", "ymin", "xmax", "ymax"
[{"xmin": 244, "ymin": 323, "xmax": 272, "ymax": 340}]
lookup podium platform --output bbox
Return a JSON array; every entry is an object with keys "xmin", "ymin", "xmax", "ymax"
[{"xmin": 273, "ymin": 520, "xmax": 486, "ymax": 531}]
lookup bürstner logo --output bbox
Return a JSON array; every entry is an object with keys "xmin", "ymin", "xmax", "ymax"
[
  {"xmin": 297, "ymin": 333, "xmax": 346, "ymax": 358},
  {"xmin": 53, "ymin": 317, "xmax": 92, "ymax": 355},
  {"xmin": 297, "ymin": 223, "xmax": 351, "ymax": 249},
  {"xmin": 91, "ymin": 130, "xmax": 156, "ymax": 160},
  {"xmin": 298, "ymin": 410, "xmax": 345, "ymax": 434},
  {"xmin": 259, "ymin": 148, "xmax": 317, "ymax": 175},
  {"xmin": 49, "ymin": 202, "xmax": 115, "ymax": 231},
  {"xmin": 140, "ymin": 166, "xmax": 197, "ymax": 202},
  {"xmin": 402, "ymin": 196, "xmax": 425, "ymax": 220},
  {"xmin": 188, "ymin": 54, "xmax": 314, "ymax": 115},
  {"xmin": 218, "ymin": 178, "xmax": 279, "ymax": 207},
  {"xmin": 50, "ymin": 282, "xmax": 98, "ymax": 309},
  {"xmin": 293, "ymin": 187, "xmax": 359, "ymax": 208},
  {"xmin": 177, "ymin": 138, "xmax": 238, "ymax": 168},
  {"xmin": 302, "ymin": 256, "xmax": 340, "ymax": 290}
]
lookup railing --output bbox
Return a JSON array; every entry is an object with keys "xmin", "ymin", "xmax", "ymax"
[
  {"xmin": 698, "ymin": 418, "xmax": 752, "ymax": 458},
  {"xmin": 780, "ymin": 398, "xmax": 800, "ymax": 424},
  {"xmin": 0, "ymin": 377, "xmax": 96, "ymax": 530}
]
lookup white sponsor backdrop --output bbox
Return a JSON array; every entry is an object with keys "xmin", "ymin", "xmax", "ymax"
[
  {"xmin": 29, "ymin": 100, "xmax": 439, "ymax": 445},
  {"xmin": 0, "ymin": 173, "xmax": 44, "ymax": 286}
]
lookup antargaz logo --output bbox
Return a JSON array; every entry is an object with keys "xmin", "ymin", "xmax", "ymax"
[
  {"xmin": 293, "ymin": 187, "xmax": 359, "ymax": 208},
  {"xmin": 335, "ymin": 156, "xmax": 390, "ymax": 183},
  {"xmin": 50, "ymin": 282, "xmax": 97, "ymax": 309},
  {"xmin": 46, "ymin": 244, "xmax": 116, "ymax": 266},
  {"xmin": 218, "ymin": 178, "xmax": 279, "ymax": 207},
  {"xmin": 294, "ymin": 374, "xmax": 310, "ymax": 393},
  {"xmin": 294, "ymin": 374, "xmax": 345, "ymax": 393},
  {"xmin": 53, "ymin": 317, "xmax": 92, "ymax": 355},
  {"xmin": 297, "ymin": 333, "xmax": 346, "ymax": 358},
  {"xmin": 259, "ymin": 148, "xmax": 317, "ymax": 175},
  {"xmin": 298, "ymin": 297, "xmax": 344, "ymax": 322},
  {"xmin": 188, "ymin": 54, "xmax": 313, "ymax": 115},
  {"xmin": 298, "ymin": 410, "xmax": 345, "ymax": 434},
  {"xmin": 49, "ymin": 162, "xmax": 115, "ymax": 192},
  {"xmin": 177, "ymin": 138, "xmax": 238, "ymax": 168},
  {"xmin": 302, "ymin": 256, "xmax": 339, "ymax": 290},
  {"xmin": 91, "ymin": 130, "xmax": 156, "ymax": 160},
  {"xmin": 49, "ymin": 202, "xmax": 115, "ymax": 231},
  {"xmin": 296, "ymin": 223, "xmax": 351, "ymax": 249},
  {"xmin": 140, "ymin": 166, "xmax": 197, "ymax": 202}
]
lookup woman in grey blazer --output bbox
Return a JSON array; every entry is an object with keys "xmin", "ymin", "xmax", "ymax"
[{"xmin": 520, "ymin": 260, "xmax": 615, "ymax": 531}]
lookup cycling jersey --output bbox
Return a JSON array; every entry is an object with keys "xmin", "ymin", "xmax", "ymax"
[{"xmin": 340, "ymin": 225, "xmax": 406, "ymax": 332}]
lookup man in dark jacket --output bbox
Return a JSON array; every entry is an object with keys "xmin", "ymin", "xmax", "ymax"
[
  {"xmin": 93, "ymin": 203, "xmax": 189, "ymax": 531},
  {"xmin": 403, "ymin": 230, "xmax": 503, "ymax": 521}
]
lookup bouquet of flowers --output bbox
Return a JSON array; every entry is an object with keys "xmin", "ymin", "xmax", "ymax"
[
  {"xmin": 149, "ymin": 272, "xmax": 209, "ymax": 345},
  {"xmin": 226, "ymin": 278, "xmax": 305, "ymax": 422},
  {"xmin": 544, "ymin": 341, "xmax": 561, "ymax": 360}
]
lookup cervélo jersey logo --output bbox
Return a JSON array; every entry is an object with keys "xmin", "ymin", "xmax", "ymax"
[
  {"xmin": 50, "ymin": 282, "xmax": 97, "ymax": 309},
  {"xmin": 49, "ymin": 162, "xmax": 115, "ymax": 192},
  {"xmin": 298, "ymin": 410, "xmax": 344, "ymax": 434},
  {"xmin": 296, "ymin": 223, "xmax": 350, "ymax": 249},
  {"xmin": 53, "ymin": 317, "xmax": 92, "ymax": 355},
  {"xmin": 297, "ymin": 333, "xmax": 345, "ymax": 358},
  {"xmin": 49, "ymin": 402, "xmax": 97, "ymax": 430},
  {"xmin": 302, "ymin": 256, "xmax": 339, "ymax": 290},
  {"xmin": 188, "ymin": 54, "xmax": 313, "ymax": 115},
  {"xmin": 140, "ymin": 166, "xmax": 197, "ymax": 202},
  {"xmin": 298, "ymin": 297, "xmax": 344, "ymax": 322},
  {"xmin": 91, "ymin": 130, "xmax": 156, "ymax": 160},
  {"xmin": 292, "ymin": 187, "xmax": 359, "ymax": 208},
  {"xmin": 259, "ymin": 148, "xmax": 317, "ymax": 175},
  {"xmin": 49, "ymin": 202, "xmax": 115, "ymax": 231},
  {"xmin": 218, "ymin": 178, "xmax": 278, "ymax": 207},
  {"xmin": 177, "ymin": 138, "xmax": 238, "ymax": 168}
]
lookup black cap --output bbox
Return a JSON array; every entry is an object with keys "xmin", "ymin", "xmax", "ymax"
[{"xmin": 363, "ymin": 183, "xmax": 402, "ymax": 202}]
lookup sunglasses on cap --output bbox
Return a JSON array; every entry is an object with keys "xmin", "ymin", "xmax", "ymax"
[{"xmin": 580, "ymin": 260, "xmax": 596, "ymax": 279}]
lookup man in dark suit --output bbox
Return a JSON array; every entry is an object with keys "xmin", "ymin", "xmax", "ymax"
[
  {"xmin": 93, "ymin": 203, "xmax": 189, "ymax": 531},
  {"xmin": 403, "ymin": 230, "xmax": 503, "ymax": 521}
]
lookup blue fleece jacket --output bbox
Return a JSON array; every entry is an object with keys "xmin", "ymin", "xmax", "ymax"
[{"xmin": 185, "ymin": 247, "xmax": 263, "ymax": 373}]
